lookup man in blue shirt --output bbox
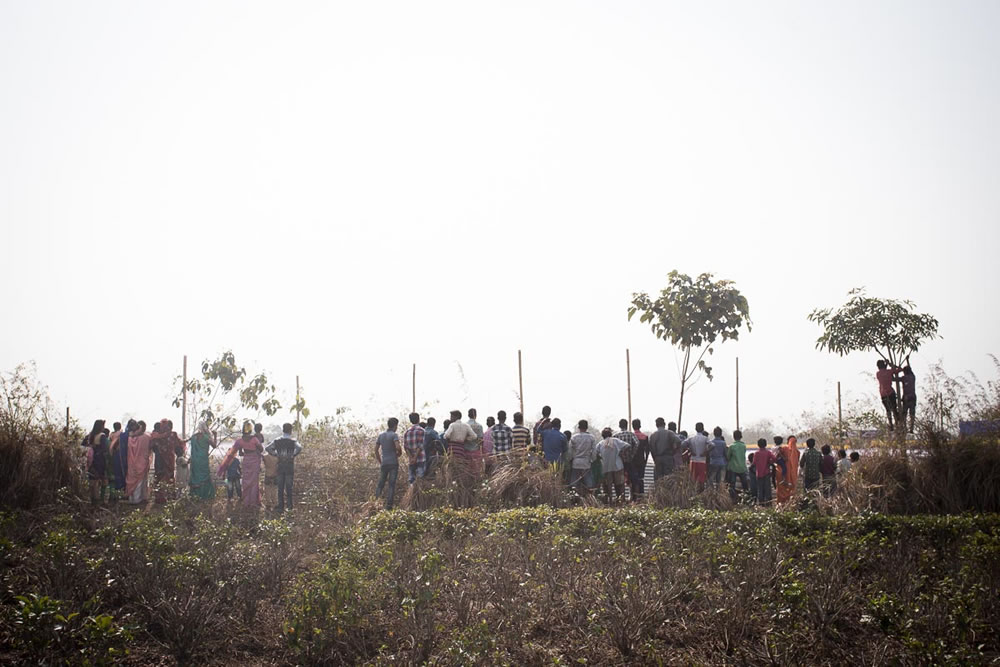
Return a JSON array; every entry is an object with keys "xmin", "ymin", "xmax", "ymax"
[
  {"xmin": 422, "ymin": 417, "xmax": 442, "ymax": 477},
  {"xmin": 374, "ymin": 418, "xmax": 401, "ymax": 510},
  {"xmin": 540, "ymin": 418, "xmax": 566, "ymax": 466}
]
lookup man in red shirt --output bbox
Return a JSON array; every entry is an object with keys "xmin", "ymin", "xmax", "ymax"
[
  {"xmin": 752, "ymin": 439, "xmax": 776, "ymax": 505},
  {"xmin": 876, "ymin": 360, "xmax": 902, "ymax": 432}
]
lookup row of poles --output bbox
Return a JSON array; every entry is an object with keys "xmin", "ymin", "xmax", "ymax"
[{"xmin": 59, "ymin": 353, "xmax": 859, "ymax": 440}]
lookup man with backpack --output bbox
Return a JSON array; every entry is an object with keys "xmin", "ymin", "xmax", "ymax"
[{"xmin": 266, "ymin": 423, "xmax": 303, "ymax": 512}]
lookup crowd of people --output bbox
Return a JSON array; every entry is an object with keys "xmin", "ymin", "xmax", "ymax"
[
  {"xmin": 372, "ymin": 407, "xmax": 862, "ymax": 509},
  {"xmin": 80, "ymin": 418, "xmax": 302, "ymax": 512}
]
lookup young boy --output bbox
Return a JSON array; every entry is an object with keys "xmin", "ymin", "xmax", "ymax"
[
  {"xmin": 225, "ymin": 456, "xmax": 242, "ymax": 501},
  {"xmin": 753, "ymin": 440, "xmax": 776, "ymax": 505}
]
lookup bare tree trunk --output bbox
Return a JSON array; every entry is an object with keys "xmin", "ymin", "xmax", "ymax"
[{"xmin": 677, "ymin": 348, "xmax": 690, "ymax": 430}]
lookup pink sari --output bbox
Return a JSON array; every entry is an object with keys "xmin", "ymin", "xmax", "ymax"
[
  {"xmin": 237, "ymin": 437, "xmax": 263, "ymax": 508},
  {"xmin": 125, "ymin": 433, "xmax": 151, "ymax": 499}
]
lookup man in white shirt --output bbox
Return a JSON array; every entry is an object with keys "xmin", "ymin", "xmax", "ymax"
[
  {"xmin": 682, "ymin": 422, "xmax": 711, "ymax": 491},
  {"xmin": 597, "ymin": 427, "xmax": 630, "ymax": 504}
]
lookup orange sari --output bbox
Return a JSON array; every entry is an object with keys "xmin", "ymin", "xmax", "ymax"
[{"xmin": 775, "ymin": 436, "xmax": 800, "ymax": 505}]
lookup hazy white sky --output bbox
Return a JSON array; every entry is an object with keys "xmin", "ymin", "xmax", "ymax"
[{"xmin": 2, "ymin": 1, "xmax": 998, "ymax": 434}]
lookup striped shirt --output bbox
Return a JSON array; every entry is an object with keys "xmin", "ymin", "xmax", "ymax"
[{"xmin": 511, "ymin": 425, "xmax": 532, "ymax": 450}]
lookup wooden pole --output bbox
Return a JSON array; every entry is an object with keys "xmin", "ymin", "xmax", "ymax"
[
  {"xmin": 837, "ymin": 381, "xmax": 843, "ymax": 442},
  {"xmin": 65, "ymin": 406, "xmax": 70, "ymax": 435},
  {"xmin": 735, "ymin": 357, "xmax": 740, "ymax": 431},
  {"xmin": 518, "ymin": 350, "xmax": 524, "ymax": 417},
  {"xmin": 181, "ymin": 355, "xmax": 188, "ymax": 440},
  {"xmin": 296, "ymin": 375, "xmax": 301, "ymax": 435},
  {"xmin": 626, "ymin": 348, "xmax": 632, "ymax": 425},
  {"xmin": 412, "ymin": 364, "xmax": 416, "ymax": 413}
]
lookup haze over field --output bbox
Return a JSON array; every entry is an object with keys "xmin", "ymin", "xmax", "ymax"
[{"xmin": 2, "ymin": 1, "xmax": 998, "ymax": 431}]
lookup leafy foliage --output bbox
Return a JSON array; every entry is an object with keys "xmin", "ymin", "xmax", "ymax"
[
  {"xmin": 628, "ymin": 270, "xmax": 751, "ymax": 427},
  {"xmin": 172, "ymin": 350, "xmax": 297, "ymax": 435},
  {"xmin": 808, "ymin": 288, "xmax": 940, "ymax": 367}
]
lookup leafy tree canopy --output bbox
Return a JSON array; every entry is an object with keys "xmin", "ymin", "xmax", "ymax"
[{"xmin": 808, "ymin": 288, "xmax": 940, "ymax": 367}]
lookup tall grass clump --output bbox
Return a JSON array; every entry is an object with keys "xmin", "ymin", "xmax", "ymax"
[{"xmin": 0, "ymin": 364, "xmax": 82, "ymax": 509}]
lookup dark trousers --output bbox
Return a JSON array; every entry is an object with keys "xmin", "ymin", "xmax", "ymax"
[
  {"xmin": 728, "ymin": 472, "xmax": 750, "ymax": 499},
  {"xmin": 653, "ymin": 456, "xmax": 673, "ymax": 480},
  {"xmin": 629, "ymin": 460, "xmax": 647, "ymax": 499},
  {"xmin": 276, "ymin": 471, "xmax": 294, "ymax": 511},
  {"xmin": 376, "ymin": 464, "xmax": 399, "ymax": 510},
  {"xmin": 756, "ymin": 476, "xmax": 772, "ymax": 504}
]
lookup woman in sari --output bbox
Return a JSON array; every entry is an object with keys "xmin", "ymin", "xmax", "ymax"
[
  {"xmin": 236, "ymin": 422, "xmax": 264, "ymax": 508},
  {"xmin": 85, "ymin": 420, "xmax": 109, "ymax": 504},
  {"xmin": 110, "ymin": 419, "xmax": 134, "ymax": 501},
  {"xmin": 188, "ymin": 421, "xmax": 217, "ymax": 500},
  {"xmin": 125, "ymin": 420, "xmax": 151, "ymax": 504},
  {"xmin": 775, "ymin": 435, "xmax": 800, "ymax": 505}
]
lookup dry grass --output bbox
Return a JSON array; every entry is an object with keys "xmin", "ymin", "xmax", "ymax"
[{"xmin": 480, "ymin": 452, "xmax": 569, "ymax": 508}]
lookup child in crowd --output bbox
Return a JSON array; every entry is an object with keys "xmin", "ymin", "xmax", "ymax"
[{"xmin": 225, "ymin": 456, "xmax": 242, "ymax": 501}]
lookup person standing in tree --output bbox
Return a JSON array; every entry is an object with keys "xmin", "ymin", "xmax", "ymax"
[
  {"xmin": 876, "ymin": 359, "xmax": 902, "ymax": 431},
  {"xmin": 896, "ymin": 364, "xmax": 917, "ymax": 433},
  {"xmin": 374, "ymin": 418, "xmax": 402, "ymax": 510}
]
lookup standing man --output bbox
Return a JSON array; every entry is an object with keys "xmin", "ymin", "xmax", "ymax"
[
  {"xmin": 897, "ymin": 364, "xmax": 917, "ymax": 434},
  {"xmin": 630, "ymin": 419, "xmax": 650, "ymax": 502},
  {"xmin": 613, "ymin": 419, "xmax": 639, "ymax": 500},
  {"xmin": 752, "ymin": 439, "xmax": 776, "ymax": 505},
  {"xmin": 492, "ymin": 410, "xmax": 514, "ymax": 463},
  {"xmin": 265, "ymin": 423, "xmax": 302, "ymax": 513},
  {"xmin": 403, "ymin": 413, "xmax": 426, "ymax": 484},
  {"xmin": 467, "ymin": 409, "xmax": 484, "ymax": 448},
  {"xmin": 444, "ymin": 410, "xmax": 482, "ymax": 476},
  {"xmin": 511, "ymin": 412, "xmax": 532, "ymax": 451},
  {"xmin": 682, "ymin": 423, "xmax": 711, "ymax": 491},
  {"xmin": 726, "ymin": 429, "xmax": 749, "ymax": 500},
  {"xmin": 374, "ymin": 418, "xmax": 402, "ymax": 510},
  {"xmin": 648, "ymin": 418, "xmax": 678, "ymax": 481},
  {"xmin": 876, "ymin": 360, "xmax": 902, "ymax": 432},
  {"xmin": 539, "ymin": 418, "xmax": 566, "ymax": 466},
  {"xmin": 423, "ymin": 417, "xmax": 442, "ymax": 477},
  {"xmin": 568, "ymin": 420, "xmax": 598, "ymax": 493},
  {"xmin": 597, "ymin": 427, "xmax": 629, "ymax": 504},
  {"xmin": 533, "ymin": 406, "xmax": 552, "ymax": 447},
  {"xmin": 800, "ymin": 437, "xmax": 822, "ymax": 492},
  {"xmin": 707, "ymin": 426, "xmax": 728, "ymax": 489}
]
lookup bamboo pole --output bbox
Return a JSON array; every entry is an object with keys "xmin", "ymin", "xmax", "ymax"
[
  {"xmin": 837, "ymin": 381, "xmax": 843, "ymax": 442},
  {"xmin": 518, "ymin": 350, "xmax": 524, "ymax": 417},
  {"xmin": 626, "ymin": 348, "xmax": 632, "ymax": 425},
  {"xmin": 412, "ymin": 364, "xmax": 416, "ymax": 413},
  {"xmin": 735, "ymin": 357, "xmax": 740, "ymax": 431},
  {"xmin": 65, "ymin": 406, "xmax": 70, "ymax": 435},
  {"xmin": 181, "ymin": 355, "xmax": 188, "ymax": 440},
  {"xmin": 296, "ymin": 375, "xmax": 301, "ymax": 435}
]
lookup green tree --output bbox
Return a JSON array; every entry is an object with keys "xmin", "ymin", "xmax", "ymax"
[
  {"xmin": 808, "ymin": 289, "xmax": 940, "ymax": 365},
  {"xmin": 172, "ymin": 351, "xmax": 291, "ymax": 436},
  {"xmin": 628, "ymin": 271, "xmax": 751, "ymax": 429},
  {"xmin": 808, "ymin": 288, "xmax": 940, "ymax": 402}
]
